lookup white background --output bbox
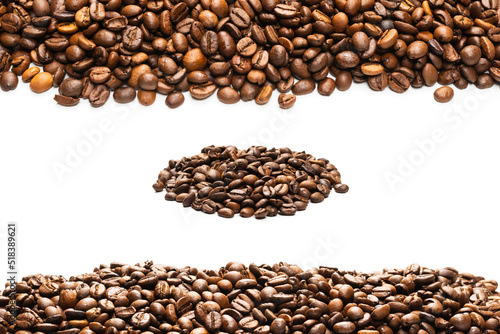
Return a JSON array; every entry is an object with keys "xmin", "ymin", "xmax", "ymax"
[{"xmin": 1, "ymin": 80, "xmax": 499, "ymax": 285}]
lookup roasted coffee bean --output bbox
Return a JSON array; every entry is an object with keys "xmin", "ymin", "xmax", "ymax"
[
  {"xmin": 460, "ymin": 45, "xmax": 482, "ymax": 66},
  {"xmin": 22, "ymin": 67, "xmax": 41, "ymax": 83},
  {"xmin": 292, "ymin": 79, "xmax": 315, "ymax": 95},
  {"xmin": 434, "ymin": 86, "xmax": 454, "ymax": 103},
  {"xmin": 54, "ymin": 94, "xmax": 80, "ymax": 106},
  {"xmin": 336, "ymin": 71, "xmax": 352, "ymax": 91},
  {"xmin": 422, "ymin": 63, "xmax": 438, "ymax": 86},
  {"xmin": 153, "ymin": 146, "xmax": 348, "ymax": 218},
  {"xmin": 138, "ymin": 73, "xmax": 159, "ymax": 91},
  {"xmin": 137, "ymin": 90, "xmax": 156, "ymax": 106},
  {"xmin": 89, "ymin": 84, "xmax": 110, "ymax": 107},
  {"xmin": 89, "ymin": 66, "xmax": 112, "ymax": 84},
  {"xmin": 367, "ymin": 73, "xmax": 388, "ymax": 91},
  {"xmin": 217, "ymin": 86, "xmax": 240, "ymax": 104},
  {"xmin": 113, "ymin": 86, "xmax": 136, "ymax": 103},
  {"xmin": 255, "ymin": 85, "xmax": 273, "ymax": 105},
  {"xmin": 389, "ymin": 72, "xmax": 410, "ymax": 93},
  {"xmin": 165, "ymin": 92, "xmax": 185, "ymax": 108},
  {"xmin": 475, "ymin": 73, "xmax": 494, "ymax": 89},
  {"xmin": 277, "ymin": 93, "xmax": 296, "ymax": 109},
  {"xmin": 190, "ymin": 82, "xmax": 217, "ymax": 99},
  {"xmin": 406, "ymin": 41, "xmax": 428, "ymax": 59},
  {"xmin": 59, "ymin": 78, "xmax": 83, "ymax": 97},
  {"xmin": 0, "ymin": 71, "xmax": 18, "ymax": 91},
  {"xmin": 30, "ymin": 72, "xmax": 53, "ymax": 93},
  {"xmin": 361, "ymin": 63, "xmax": 384, "ymax": 76}
]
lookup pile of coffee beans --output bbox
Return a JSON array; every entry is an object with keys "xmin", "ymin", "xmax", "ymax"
[
  {"xmin": 152, "ymin": 145, "xmax": 348, "ymax": 219},
  {"xmin": 1, "ymin": 0, "xmax": 500, "ymax": 107},
  {"xmin": 1, "ymin": 262, "xmax": 499, "ymax": 334}
]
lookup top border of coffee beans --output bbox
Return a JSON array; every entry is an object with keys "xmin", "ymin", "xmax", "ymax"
[
  {"xmin": 153, "ymin": 145, "xmax": 348, "ymax": 219},
  {"xmin": 1, "ymin": 0, "xmax": 500, "ymax": 107}
]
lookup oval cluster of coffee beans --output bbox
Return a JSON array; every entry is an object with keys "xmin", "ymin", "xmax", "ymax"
[
  {"xmin": 152, "ymin": 145, "xmax": 348, "ymax": 219},
  {"xmin": 2, "ymin": 0, "xmax": 500, "ymax": 106},
  {"xmin": 1, "ymin": 262, "xmax": 499, "ymax": 334}
]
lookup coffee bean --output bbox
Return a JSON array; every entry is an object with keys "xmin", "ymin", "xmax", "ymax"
[
  {"xmin": 460, "ymin": 45, "xmax": 482, "ymax": 66},
  {"xmin": 422, "ymin": 63, "xmax": 438, "ymax": 86},
  {"xmin": 450, "ymin": 314, "xmax": 472, "ymax": 332},
  {"xmin": 30, "ymin": 72, "xmax": 53, "ymax": 93},
  {"xmin": 434, "ymin": 86, "xmax": 454, "ymax": 103},
  {"xmin": 367, "ymin": 72, "xmax": 388, "ymax": 91},
  {"xmin": 138, "ymin": 73, "xmax": 159, "ymax": 91},
  {"xmin": 218, "ymin": 207, "xmax": 235, "ymax": 218},
  {"xmin": 165, "ymin": 92, "xmax": 185, "ymax": 108},
  {"xmin": 137, "ymin": 90, "xmax": 156, "ymax": 106},
  {"xmin": 22, "ymin": 67, "xmax": 41, "ymax": 83},
  {"xmin": 217, "ymin": 87, "xmax": 240, "ymax": 104},
  {"xmin": 377, "ymin": 29, "xmax": 398, "ymax": 49},
  {"xmin": 113, "ymin": 86, "xmax": 136, "ymax": 103},
  {"xmin": 277, "ymin": 93, "xmax": 296, "ymax": 109},
  {"xmin": 336, "ymin": 51, "xmax": 360, "ymax": 69},
  {"xmin": 89, "ymin": 84, "xmax": 110, "ymax": 107},
  {"xmin": 183, "ymin": 48, "xmax": 207, "ymax": 72},
  {"xmin": 360, "ymin": 63, "xmax": 384, "ymax": 76},
  {"xmin": 59, "ymin": 78, "xmax": 83, "ymax": 97},
  {"xmin": 237, "ymin": 37, "xmax": 257, "ymax": 57},
  {"xmin": 388, "ymin": 72, "xmax": 410, "ymax": 93},
  {"xmin": 190, "ymin": 82, "xmax": 217, "ymax": 99},
  {"xmin": 336, "ymin": 71, "xmax": 352, "ymax": 91},
  {"xmin": 475, "ymin": 73, "xmax": 494, "ymax": 89},
  {"xmin": 255, "ymin": 85, "xmax": 273, "ymax": 105},
  {"xmin": 292, "ymin": 79, "xmax": 315, "ymax": 95},
  {"xmin": 434, "ymin": 26, "xmax": 453, "ymax": 43},
  {"xmin": 334, "ymin": 183, "xmax": 349, "ymax": 193},
  {"xmin": 0, "ymin": 71, "xmax": 19, "ymax": 91},
  {"xmin": 406, "ymin": 41, "xmax": 428, "ymax": 59}
]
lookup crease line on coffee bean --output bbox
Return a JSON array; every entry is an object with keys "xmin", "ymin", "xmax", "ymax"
[
  {"xmin": 1, "ymin": 0, "xmax": 500, "ymax": 107},
  {"xmin": 1, "ymin": 262, "xmax": 499, "ymax": 334},
  {"xmin": 152, "ymin": 146, "xmax": 349, "ymax": 219}
]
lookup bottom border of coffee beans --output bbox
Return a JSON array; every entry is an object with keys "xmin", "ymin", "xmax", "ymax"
[{"xmin": 1, "ymin": 262, "xmax": 499, "ymax": 334}]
